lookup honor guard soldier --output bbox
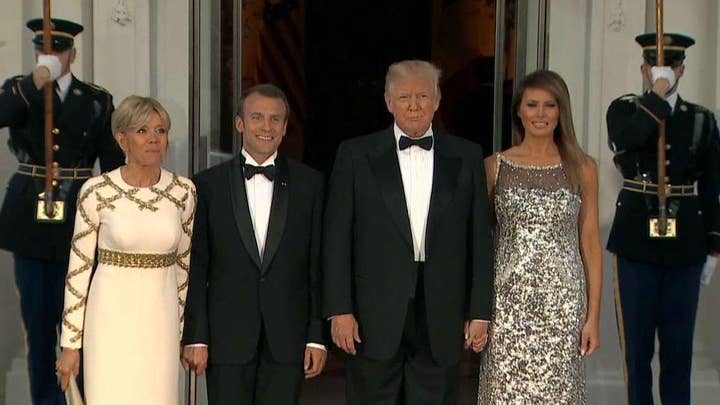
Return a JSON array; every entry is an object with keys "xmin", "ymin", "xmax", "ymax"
[
  {"xmin": 607, "ymin": 33, "xmax": 720, "ymax": 405},
  {"xmin": 0, "ymin": 18, "xmax": 123, "ymax": 404}
]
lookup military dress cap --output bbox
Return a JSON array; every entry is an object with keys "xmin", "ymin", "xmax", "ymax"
[
  {"xmin": 26, "ymin": 18, "xmax": 84, "ymax": 52},
  {"xmin": 636, "ymin": 32, "xmax": 695, "ymax": 67}
]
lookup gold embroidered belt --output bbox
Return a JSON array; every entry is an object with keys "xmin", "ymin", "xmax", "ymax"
[{"xmin": 97, "ymin": 249, "xmax": 177, "ymax": 268}]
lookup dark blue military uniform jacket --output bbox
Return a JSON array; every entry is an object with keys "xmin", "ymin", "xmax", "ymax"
[
  {"xmin": 0, "ymin": 73, "xmax": 124, "ymax": 262},
  {"xmin": 607, "ymin": 91, "xmax": 720, "ymax": 266}
]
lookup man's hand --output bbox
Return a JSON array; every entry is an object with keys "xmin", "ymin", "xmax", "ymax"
[
  {"xmin": 181, "ymin": 345, "xmax": 209, "ymax": 375},
  {"xmin": 464, "ymin": 320, "xmax": 489, "ymax": 353},
  {"xmin": 55, "ymin": 348, "xmax": 80, "ymax": 392},
  {"xmin": 331, "ymin": 313, "xmax": 361, "ymax": 355},
  {"xmin": 33, "ymin": 54, "xmax": 62, "ymax": 89},
  {"xmin": 304, "ymin": 346, "xmax": 327, "ymax": 379}
]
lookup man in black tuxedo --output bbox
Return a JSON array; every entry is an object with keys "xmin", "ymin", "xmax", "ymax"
[
  {"xmin": 323, "ymin": 60, "xmax": 494, "ymax": 404},
  {"xmin": 181, "ymin": 84, "xmax": 326, "ymax": 404}
]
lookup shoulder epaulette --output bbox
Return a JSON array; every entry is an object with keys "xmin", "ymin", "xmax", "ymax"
[
  {"xmin": 618, "ymin": 93, "xmax": 639, "ymax": 102},
  {"xmin": 84, "ymin": 81, "xmax": 110, "ymax": 94},
  {"xmin": 12, "ymin": 75, "xmax": 24, "ymax": 81}
]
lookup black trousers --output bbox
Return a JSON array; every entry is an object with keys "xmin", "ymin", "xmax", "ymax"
[
  {"xmin": 346, "ymin": 265, "xmax": 460, "ymax": 405},
  {"xmin": 13, "ymin": 254, "xmax": 68, "ymax": 405},
  {"xmin": 614, "ymin": 255, "xmax": 703, "ymax": 405},
  {"xmin": 206, "ymin": 326, "xmax": 304, "ymax": 405}
]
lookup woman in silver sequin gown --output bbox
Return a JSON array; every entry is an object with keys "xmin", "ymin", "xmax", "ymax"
[{"xmin": 477, "ymin": 70, "xmax": 602, "ymax": 404}]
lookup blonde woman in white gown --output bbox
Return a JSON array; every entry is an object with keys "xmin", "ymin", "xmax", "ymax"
[{"xmin": 55, "ymin": 95, "xmax": 196, "ymax": 404}]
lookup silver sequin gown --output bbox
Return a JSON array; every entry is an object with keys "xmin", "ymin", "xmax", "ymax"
[{"xmin": 478, "ymin": 154, "xmax": 587, "ymax": 404}]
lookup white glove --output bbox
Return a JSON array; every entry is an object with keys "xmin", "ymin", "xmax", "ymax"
[
  {"xmin": 701, "ymin": 255, "xmax": 717, "ymax": 286},
  {"xmin": 36, "ymin": 54, "xmax": 62, "ymax": 81},
  {"xmin": 650, "ymin": 66, "xmax": 676, "ymax": 89}
]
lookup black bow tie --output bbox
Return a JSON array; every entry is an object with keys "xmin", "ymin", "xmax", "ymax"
[
  {"xmin": 399, "ymin": 136, "xmax": 433, "ymax": 151},
  {"xmin": 244, "ymin": 164, "xmax": 276, "ymax": 181}
]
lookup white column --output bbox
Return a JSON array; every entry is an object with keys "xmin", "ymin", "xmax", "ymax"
[
  {"xmin": 92, "ymin": 0, "xmax": 189, "ymax": 174},
  {"xmin": 92, "ymin": 0, "xmax": 150, "ymax": 101},
  {"xmin": 548, "ymin": 1, "xmax": 649, "ymax": 403},
  {"xmin": 1, "ymin": 3, "xmax": 35, "ymax": 403},
  {"xmin": 154, "ymin": 0, "xmax": 190, "ymax": 175}
]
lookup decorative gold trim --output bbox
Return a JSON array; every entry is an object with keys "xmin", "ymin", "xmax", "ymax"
[
  {"xmin": 34, "ymin": 30, "xmax": 75, "ymax": 39},
  {"xmin": 63, "ymin": 181, "xmax": 103, "ymax": 343},
  {"xmin": 101, "ymin": 172, "xmax": 189, "ymax": 212},
  {"xmin": 638, "ymin": 104, "xmax": 661, "ymax": 123},
  {"xmin": 642, "ymin": 45, "xmax": 687, "ymax": 51},
  {"xmin": 15, "ymin": 80, "xmax": 30, "ymax": 108},
  {"xmin": 63, "ymin": 172, "xmax": 193, "ymax": 343},
  {"xmin": 97, "ymin": 248, "xmax": 177, "ymax": 268},
  {"xmin": 613, "ymin": 256, "xmax": 630, "ymax": 405}
]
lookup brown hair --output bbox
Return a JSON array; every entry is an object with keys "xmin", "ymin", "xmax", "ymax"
[
  {"xmin": 511, "ymin": 70, "xmax": 586, "ymax": 191},
  {"xmin": 236, "ymin": 83, "xmax": 290, "ymax": 121}
]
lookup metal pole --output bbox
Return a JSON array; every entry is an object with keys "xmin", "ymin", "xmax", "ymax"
[
  {"xmin": 42, "ymin": 0, "xmax": 55, "ymax": 217},
  {"xmin": 655, "ymin": 0, "xmax": 668, "ymax": 235},
  {"xmin": 492, "ymin": 0, "xmax": 506, "ymax": 153}
]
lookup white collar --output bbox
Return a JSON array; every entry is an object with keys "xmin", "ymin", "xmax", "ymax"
[
  {"xmin": 241, "ymin": 148, "xmax": 277, "ymax": 167},
  {"xmin": 666, "ymin": 92, "xmax": 679, "ymax": 111},
  {"xmin": 56, "ymin": 72, "xmax": 72, "ymax": 95}
]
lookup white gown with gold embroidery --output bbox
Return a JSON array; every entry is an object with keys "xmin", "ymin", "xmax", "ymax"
[{"xmin": 60, "ymin": 168, "xmax": 196, "ymax": 405}]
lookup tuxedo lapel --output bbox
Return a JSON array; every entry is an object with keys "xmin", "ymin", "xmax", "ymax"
[
  {"xmin": 369, "ymin": 129, "xmax": 413, "ymax": 251},
  {"xmin": 229, "ymin": 155, "xmax": 262, "ymax": 269},
  {"xmin": 261, "ymin": 156, "xmax": 288, "ymax": 273},
  {"xmin": 425, "ymin": 133, "xmax": 460, "ymax": 257}
]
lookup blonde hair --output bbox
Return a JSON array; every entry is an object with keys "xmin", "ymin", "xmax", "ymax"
[
  {"xmin": 384, "ymin": 60, "xmax": 442, "ymax": 96},
  {"xmin": 511, "ymin": 70, "xmax": 587, "ymax": 191},
  {"xmin": 111, "ymin": 95, "xmax": 171, "ymax": 137}
]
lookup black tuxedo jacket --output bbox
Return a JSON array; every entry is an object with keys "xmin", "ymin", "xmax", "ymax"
[
  {"xmin": 182, "ymin": 154, "xmax": 325, "ymax": 365},
  {"xmin": 322, "ymin": 128, "xmax": 494, "ymax": 366}
]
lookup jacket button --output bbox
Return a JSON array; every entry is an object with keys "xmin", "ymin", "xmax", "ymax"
[
  {"xmin": 665, "ymin": 144, "xmax": 672, "ymax": 150},
  {"xmin": 52, "ymin": 144, "xmax": 60, "ymax": 151},
  {"xmin": 260, "ymin": 277, "xmax": 265, "ymax": 282},
  {"xmin": 52, "ymin": 128, "xmax": 60, "ymax": 135}
]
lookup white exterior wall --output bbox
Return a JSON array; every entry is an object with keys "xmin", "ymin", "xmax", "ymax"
[{"xmin": 548, "ymin": 1, "xmax": 720, "ymax": 403}]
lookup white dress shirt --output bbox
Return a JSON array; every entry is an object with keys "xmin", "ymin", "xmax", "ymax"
[
  {"xmin": 56, "ymin": 72, "xmax": 72, "ymax": 102},
  {"xmin": 394, "ymin": 123, "xmax": 434, "ymax": 262},
  {"xmin": 242, "ymin": 149, "xmax": 275, "ymax": 258}
]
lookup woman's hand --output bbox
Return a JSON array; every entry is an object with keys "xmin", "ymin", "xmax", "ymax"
[
  {"xmin": 579, "ymin": 319, "xmax": 600, "ymax": 357},
  {"xmin": 55, "ymin": 348, "xmax": 80, "ymax": 391}
]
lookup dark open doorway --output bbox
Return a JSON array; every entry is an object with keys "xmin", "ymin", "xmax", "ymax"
[{"xmin": 218, "ymin": 0, "xmax": 517, "ymax": 173}]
